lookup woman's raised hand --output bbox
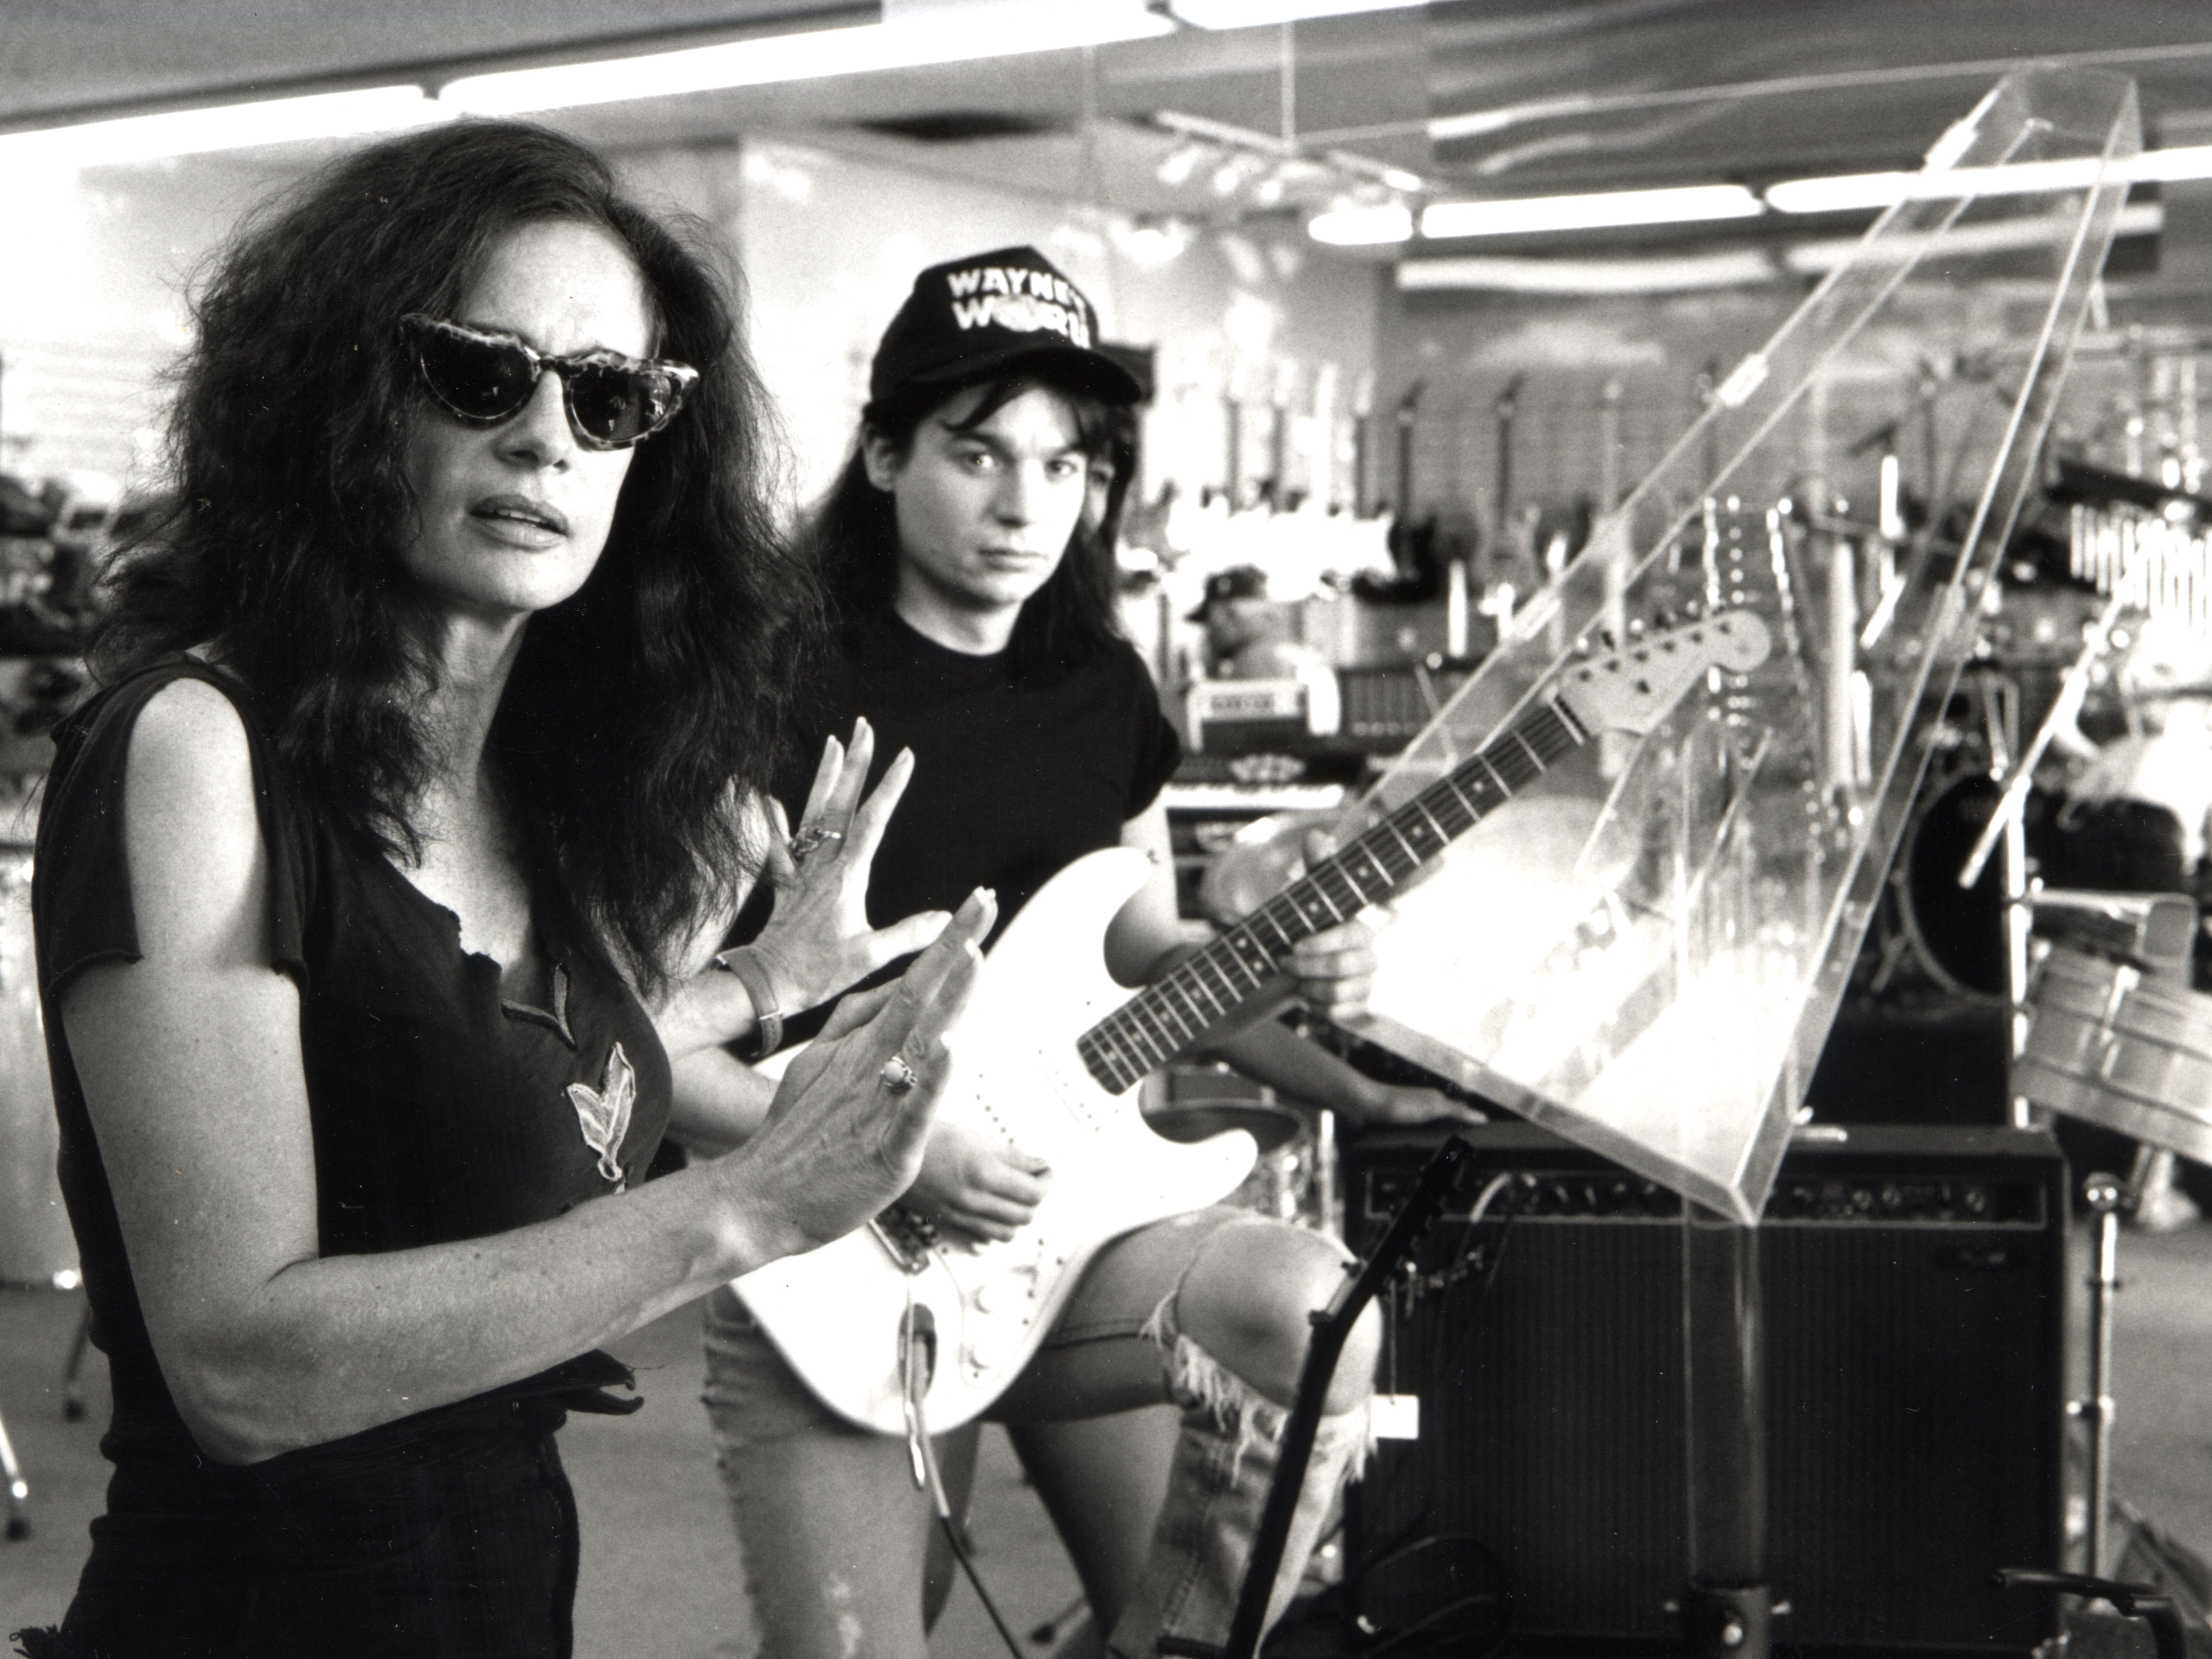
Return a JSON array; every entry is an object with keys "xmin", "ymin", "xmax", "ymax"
[
  {"xmin": 752, "ymin": 719, "xmax": 952, "ymax": 1013},
  {"xmin": 734, "ymin": 886, "xmax": 996, "ymax": 1257}
]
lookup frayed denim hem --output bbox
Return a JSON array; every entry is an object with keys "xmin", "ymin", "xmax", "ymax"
[{"xmin": 1136, "ymin": 1289, "xmax": 1374, "ymax": 1487}]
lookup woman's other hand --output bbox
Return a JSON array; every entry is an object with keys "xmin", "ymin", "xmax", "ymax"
[
  {"xmin": 750, "ymin": 719, "xmax": 953, "ymax": 1014},
  {"xmin": 905, "ymin": 1121, "xmax": 1052, "ymax": 1245},
  {"xmin": 731, "ymin": 886, "xmax": 995, "ymax": 1257}
]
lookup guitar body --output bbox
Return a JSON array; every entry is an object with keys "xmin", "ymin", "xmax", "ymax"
[{"xmin": 731, "ymin": 847, "xmax": 1260, "ymax": 1435}]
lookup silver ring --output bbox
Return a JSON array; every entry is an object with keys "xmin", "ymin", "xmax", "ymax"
[
  {"xmin": 788, "ymin": 825, "xmax": 844, "ymax": 864},
  {"xmin": 878, "ymin": 1054, "xmax": 919, "ymax": 1094}
]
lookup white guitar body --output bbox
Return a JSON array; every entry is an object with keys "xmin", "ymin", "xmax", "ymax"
[{"xmin": 730, "ymin": 846, "xmax": 1259, "ymax": 1436}]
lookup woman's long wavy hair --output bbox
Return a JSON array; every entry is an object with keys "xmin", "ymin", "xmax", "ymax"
[
  {"xmin": 805, "ymin": 364, "xmax": 1135, "ymax": 681},
  {"xmin": 96, "ymin": 120, "xmax": 815, "ymax": 993}
]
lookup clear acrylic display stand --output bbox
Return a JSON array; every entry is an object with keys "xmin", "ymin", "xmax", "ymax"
[{"xmin": 1349, "ymin": 65, "xmax": 2140, "ymax": 1222}]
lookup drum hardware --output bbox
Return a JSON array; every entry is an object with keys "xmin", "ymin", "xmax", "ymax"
[
  {"xmin": 2016, "ymin": 921, "xmax": 2212, "ymax": 1580},
  {"xmin": 1956, "ymin": 587, "xmax": 2132, "ymax": 1109}
]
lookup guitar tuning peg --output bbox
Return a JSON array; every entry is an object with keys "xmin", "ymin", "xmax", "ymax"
[
  {"xmin": 1626, "ymin": 615, "xmax": 1649, "ymax": 638},
  {"xmin": 1598, "ymin": 628, "xmax": 1618, "ymax": 652}
]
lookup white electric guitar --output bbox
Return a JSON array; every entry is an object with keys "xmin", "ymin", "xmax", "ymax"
[{"xmin": 734, "ymin": 610, "xmax": 1772, "ymax": 1434}]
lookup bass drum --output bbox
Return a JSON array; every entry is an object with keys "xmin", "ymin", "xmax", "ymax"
[
  {"xmin": 0, "ymin": 845, "xmax": 75, "ymax": 1284},
  {"xmin": 1890, "ymin": 772, "xmax": 2056, "ymax": 1001}
]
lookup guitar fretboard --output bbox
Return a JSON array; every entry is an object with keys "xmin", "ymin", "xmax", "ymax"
[{"xmin": 1077, "ymin": 696, "xmax": 1588, "ymax": 1094}]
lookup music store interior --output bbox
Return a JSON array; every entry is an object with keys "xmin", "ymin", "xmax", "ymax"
[{"xmin": 13, "ymin": 2, "xmax": 2212, "ymax": 1655}]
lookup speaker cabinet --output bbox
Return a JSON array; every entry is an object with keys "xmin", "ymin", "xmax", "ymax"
[{"xmin": 1343, "ymin": 1125, "xmax": 2067, "ymax": 1656}]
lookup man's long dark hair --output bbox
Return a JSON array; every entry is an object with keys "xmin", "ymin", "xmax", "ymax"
[
  {"xmin": 804, "ymin": 365, "xmax": 1135, "ymax": 680},
  {"xmin": 95, "ymin": 120, "xmax": 816, "ymax": 992}
]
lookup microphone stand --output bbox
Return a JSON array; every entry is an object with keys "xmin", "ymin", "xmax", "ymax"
[{"xmin": 1157, "ymin": 1135, "xmax": 1473, "ymax": 1659}]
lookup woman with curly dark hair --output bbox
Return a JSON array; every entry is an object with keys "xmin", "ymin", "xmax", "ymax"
[{"xmin": 16, "ymin": 120, "xmax": 989, "ymax": 1659}]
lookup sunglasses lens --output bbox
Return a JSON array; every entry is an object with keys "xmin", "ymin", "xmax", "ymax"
[
  {"xmin": 567, "ymin": 363, "xmax": 675, "ymax": 447},
  {"xmin": 416, "ymin": 327, "xmax": 536, "ymax": 423}
]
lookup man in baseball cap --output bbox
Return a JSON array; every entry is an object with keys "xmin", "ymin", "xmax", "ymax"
[{"xmin": 695, "ymin": 242, "xmax": 1446, "ymax": 1659}]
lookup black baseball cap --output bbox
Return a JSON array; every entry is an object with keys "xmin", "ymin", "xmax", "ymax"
[
  {"xmin": 869, "ymin": 245, "xmax": 1143, "ymax": 411},
  {"xmin": 1186, "ymin": 564, "xmax": 1269, "ymax": 621}
]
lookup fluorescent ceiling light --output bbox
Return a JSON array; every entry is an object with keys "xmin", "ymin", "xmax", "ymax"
[
  {"xmin": 440, "ymin": 4, "xmax": 1173, "ymax": 114},
  {"xmin": 1422, "ymin": 183, "xmax": 1764, "ymax": 239},
  {"xmin": 1399, "ymin": 249, "xmax": 1775, "ymax": 295},
  {"xmin": 1767, "ymin": 144, "xmax": 2212, "ymax": 215},
  {"xmin": 1307, "ymin": 202, "xmax": 1413, "ymax": 245},
  {"xmin": 1166, "ymin": 0, "xmax": 1423, "ymax": 26},
  {"xmin": 1781, "ymin": 200, "xmax": 2166, "ymax": 275},
  {"xmin": 0, "ymin": 86, "xmax": 444, "ymax": 169}
]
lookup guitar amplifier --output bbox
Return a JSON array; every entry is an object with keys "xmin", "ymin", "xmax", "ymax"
[{"xmin": 1343, "ymin": 1124, "xmax": 2067, "ymax": 1656}]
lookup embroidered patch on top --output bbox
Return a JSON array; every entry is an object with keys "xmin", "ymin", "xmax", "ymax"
[{"xmin": 567, "ymin": 1042, "xmax": 635, "ymax": 1191}]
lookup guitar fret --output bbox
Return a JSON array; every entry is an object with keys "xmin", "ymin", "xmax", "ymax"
[
  {"xmin": 1156, "ymin": 976, "xmax": 1210, "ymax": 1034},
  {"xmin": 1177, "ymin": 960, "xmax": 1231, "ymax": 1018},
  {"xmin": 1104, "ymin": 1012, "xmax": 1158, "ymax": 1075},
  {"xmin": 1410, "ymin": 799, "xmax": 1451, "ymax": 844},
  {"xmin": 1253, "ymin": 904, "xmax": 1300, "ymax": 956},
  {"xmin": 1097, "ymin": 1013, "xmax": 1150, "ymax": 1079},
  {"xmin": 1224, "ymin": 929, "xmax": 1274, "ymax": 985},
  {"xmin": 1319, "ymin": 861, "xmax": 1369, "ymax": 911},
  {"xmin": 1475, "ymin": 752, "xmax": 1511, "ymax": 799},
  {"xmin": 1188, "ymin": 951, "xmax": 1242, "ymax": 1011},
  {"xmin": 1379, "ymin": 819, "xmax": 1422, "ymax": 867},
  {"xmin": 1353, "ymin": 841, "xmax": 1399, "ymax": 892},
  {"xmin": 1141, "ymin": 995, "xmax": 1194, "ymax": 1057},
  {"xmin": 1125, "ymin": 999, "xmax": 1179, "ymax": 1058}
]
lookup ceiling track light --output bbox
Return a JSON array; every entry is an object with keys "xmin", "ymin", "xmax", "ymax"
[{"xmin": 1150, "ymin": 107, "xmax": 1434, "ymax": 225}]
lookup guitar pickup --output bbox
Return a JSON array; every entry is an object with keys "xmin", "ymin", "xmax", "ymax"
[{"xmin": 870, "ymin": 1204, "xmax": 941, "ymax": 1275}]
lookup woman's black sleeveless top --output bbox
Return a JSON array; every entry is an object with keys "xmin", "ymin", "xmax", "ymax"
[{"xmin": 26, "ymin": 656, "xmax": 673, "ymax": 1655}]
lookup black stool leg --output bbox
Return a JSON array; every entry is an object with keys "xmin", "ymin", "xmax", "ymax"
[{"xmin": 61, "ymin": 1302, "xmax": 91, "ymax": 1421}]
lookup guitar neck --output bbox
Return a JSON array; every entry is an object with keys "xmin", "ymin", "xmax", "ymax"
[{"xmin": 1078, "ymin": 696, "xmax": 1589, "ymax": 1093}]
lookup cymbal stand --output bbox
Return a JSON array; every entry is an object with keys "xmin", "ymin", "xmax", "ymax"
[
  {"xmin": 1957, "ymin": 584, "xmax": 2129, "ymax": 1121},
  {"xmin": 1958, "ymin": 589, "xmax": 2155, "ymax": 1582}
]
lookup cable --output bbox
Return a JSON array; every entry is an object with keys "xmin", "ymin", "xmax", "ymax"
[
  {"xmin": 1343, "ymin": 1532, "xmax": 1511, "ymax": 1659},
  {"xmin": 903, "ymin": 1304, "xmax": 1027, "ymax": 1659}
]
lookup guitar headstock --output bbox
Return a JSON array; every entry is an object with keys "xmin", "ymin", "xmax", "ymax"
[{"xmin": 1554, "ymin": 610, "xmax": 1772, "ymax": 737}]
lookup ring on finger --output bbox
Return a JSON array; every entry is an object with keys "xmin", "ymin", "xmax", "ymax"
[
  {"xmin": 788, "ymin": 825, "xmax": 845, "ymax": 864},
  {"xmin": 878, "ymin": 1054, "xmax": 920, "ymax": 1094}
]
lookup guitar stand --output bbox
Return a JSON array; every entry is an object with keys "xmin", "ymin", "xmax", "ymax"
[{"xmin": 1157, "ymin": 1135, "xmax": 1474, "ymax": 1659}]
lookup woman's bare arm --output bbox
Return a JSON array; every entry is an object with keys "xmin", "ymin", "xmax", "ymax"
[{"xmin": 64, "ymin": 680, "xmax": 987, "ymax": 1466}]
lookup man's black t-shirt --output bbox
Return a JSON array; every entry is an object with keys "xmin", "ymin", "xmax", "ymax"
[{"xmin": 782, "ymin": 609, "xmax": 1182, "ymax": 948}]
